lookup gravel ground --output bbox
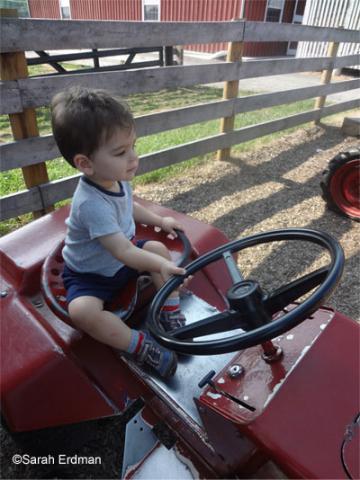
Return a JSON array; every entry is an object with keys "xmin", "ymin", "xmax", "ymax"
[{"xmin": 1, "ymin": 121, "xmax": 359, "ymax": 479}]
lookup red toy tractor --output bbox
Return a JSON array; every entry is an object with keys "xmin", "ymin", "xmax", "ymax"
[
  {"xmin": 321, "ymin": 147, "xmax": 360, "ymax": 221},
  {"xmin": 0, "ymin": 197, "xmax": 359, "ymax": 479}
]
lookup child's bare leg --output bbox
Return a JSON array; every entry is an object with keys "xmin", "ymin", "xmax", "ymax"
[
  {"xmin": 143, "ymin": 241, "xmax": 186, "ymax": 331},
  {"xmin": 143, "ymin": 241, "xmax": 179, "ymax": 296},
  {"xmin": 68, "ymin": 296, "xmax": 132, "ymax": 350},
  {"xmin": 68, "ymin": 295, "xmax": 177, "ymax": 377}
]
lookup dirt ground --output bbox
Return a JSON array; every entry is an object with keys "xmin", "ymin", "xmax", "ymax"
[{"xmin": 1, "ymin": 120, "xmax": 359, "ymax": 479}]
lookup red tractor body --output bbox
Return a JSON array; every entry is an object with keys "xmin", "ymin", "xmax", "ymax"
[{"xmin": 0, "ymin": 199, "xmax": 359, "ymax": 479}]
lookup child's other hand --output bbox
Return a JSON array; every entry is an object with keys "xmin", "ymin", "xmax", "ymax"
[
  {"xmin": 160, "ymin": 261, "xmax": 186, "ymax": 283},
  {"xmin": 161, "ymin": 217, "xmax": 183, "ymax": 237}
]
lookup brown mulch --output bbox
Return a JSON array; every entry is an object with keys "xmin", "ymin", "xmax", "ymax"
[{"xmin": 136, "ymin": 122, "xmax": 359, "ymax": 321}]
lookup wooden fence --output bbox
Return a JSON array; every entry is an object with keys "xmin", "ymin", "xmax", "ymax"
[{"xmin": 1, "ymin": 16, "xmax": 359, "ymax": 221}]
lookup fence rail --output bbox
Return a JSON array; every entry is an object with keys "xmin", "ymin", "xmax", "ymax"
[
  {"xmin": 1, "ymin": 78, "xmax": 359, "ymax": 172},
  {"xmin": 1, "ymin": 17, "xmax": 359, "ymax": 222},
  {"xmin": 1, "ymin": 55, "xmax": 359, "ymax": 114},
  {"xmin": 1, "ymin": 19, "xmax": 359, "ymax": 53}
]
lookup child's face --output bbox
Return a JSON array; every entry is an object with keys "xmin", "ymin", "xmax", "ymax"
[{"xmin": 89, "ymin": 127, "xmax": 138, "ymax": 184}]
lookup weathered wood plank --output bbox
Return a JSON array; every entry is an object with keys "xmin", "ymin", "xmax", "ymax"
[
  {"xmin": 1, "ymin": 18, "xmax": 358, "ymax": 54},
  {"xmin": 40, "ymin": 174, "xmax": 81, "ymax": 206},
  {"xmin": 1, "ymin": 79, "xmax": 359, "ymax": 172},
  {"xmin": 0, "ymin": 187, "xmax": 43, "ymax": 221},
  {"xmin": 0, "ymin": 135, "xmax": 59, "ymax": 171},
  {"xmin": 136, "ymin": 109, "xmax": 322, "ymax": 175},
  {"xmin": 238, "ymin": 55, "xmax": 359, "ymax": 79},
  {"xmin": 233, "ymin": 79, "xmax": 360, "ymax": 114},
  {"xmin": 135, "ymin": 100, "xmax": 233, "ymax": 137},
  {"xmin": 0, "ymin": 80, "xmax": 22, "ymax": 113},
  {"xmin": 1, "ymin": 14, "xmax": 52, "ymax": 218},
  {"xmin": 244, "ymin": 21, "xmax": 360, "ymax": 43},
  {"xmin": 2, "ymin": 99, "xmax": 358, "ymax": 219},
  {"xmin": 334, "ymin": 55, "xmax": 360, "ymax": 69},
  {"xmin": 138, "ymin": 99, "xmax": 359, "ymax": 174},
  {"xmin": 3, "ymin": 54, "xmax": 357, "ymax": 113},
  {"xmin": 314, "ymin": 37, "xmax": 341, "ymax": 123},
  {"xmin": 319, "ymin": 98, "xmax": 359, "ymax": 117},
  {"xmin": 0, "ymin": 18, "xmax": 245, "ymax": 53},
  {"xmin": 0, "ymin": 175, "xmax": 80, "ymax": 221},
  {"xmin": 16, "ymin": 63, "xmax": 241, "ymax": 110},
  {"xmin": 218, "ymin": 38, "xmax": 244, "ymax": 161}
]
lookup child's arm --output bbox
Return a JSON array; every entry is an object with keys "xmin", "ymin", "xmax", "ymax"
[
  {"xmin": 99, "ymin": 232, "xmax": 185, "ymax": 281},
  {"xmin": 133, "ymin": 201, "xmax": 183, "ymax": 237}
]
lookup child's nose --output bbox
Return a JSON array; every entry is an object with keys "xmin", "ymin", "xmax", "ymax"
[{"xmin": 130, "ymin": 149, "xmax": 138, "ymax": 162}]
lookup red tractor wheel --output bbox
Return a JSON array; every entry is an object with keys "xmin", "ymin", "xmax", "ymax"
[{"xmin": 321, "ymin": 148, "xmax": 360, "ymax": 221}]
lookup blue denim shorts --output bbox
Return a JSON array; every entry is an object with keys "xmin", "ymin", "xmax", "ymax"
[{"xmin": 63, "ymin": 239, "xmax": 148, "ymax": 304}]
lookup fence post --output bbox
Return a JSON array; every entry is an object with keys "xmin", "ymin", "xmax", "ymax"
[
  {"xmin": 0, "ymin": 8, "xmax": 52, "ymax": 219},
  {"xmin": 217, "ymin": 29, "xmax": 243, "ymax": 162},
  {"xmin": 314, "ymin": 34, "xmax": 341, "ymax": 124}
]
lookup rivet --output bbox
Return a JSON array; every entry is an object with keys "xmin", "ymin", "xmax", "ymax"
[
  {"xmin": 228, "ymin": 364, "xmax": 244, "ymax": 378},
  {"xmin": 1, "ymin": 290, "xmax": 8, "ymax": 298}
]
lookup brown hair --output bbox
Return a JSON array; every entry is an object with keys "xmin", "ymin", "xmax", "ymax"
[{"xmin": 51, "ymin": 87, "xmax": 135, "ymax": 167}]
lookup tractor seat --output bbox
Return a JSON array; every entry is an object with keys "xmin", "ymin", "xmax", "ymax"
[{"xmin": 41, "ymin": 225, "xmax": 191, "ymax": 327}]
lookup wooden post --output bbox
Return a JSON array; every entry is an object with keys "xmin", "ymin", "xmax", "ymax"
[
  {"xmin": 217, "ymin": 36, "xmax": 243, "ymax": 162},
  {"xmin": 314, "ymin": 35, "xmax": 341, "ymax": 125},
  {"xmin": 0, "ymin": 8, "xmax": 52, "ymax": 218}
]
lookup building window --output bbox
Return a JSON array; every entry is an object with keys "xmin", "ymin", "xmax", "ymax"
[
  {"xmin": 60, "ymin": 0, "xmax": 71, "ymax": 19},
  {"xmin": 142, "ymin": 0, "xmax": 160, "ymax": 21},
  {"xmin": 265, "ymin": 0, "xmax": 284, "ymax": 23}
]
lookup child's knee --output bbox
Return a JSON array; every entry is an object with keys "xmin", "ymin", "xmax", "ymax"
[
  {"xmin": 143, "ymin": 240, "xmax": 170, "ymax": 259},
  {"xmin": 68, "ymin": 297, "xmax": 103, "ymax": 330}
]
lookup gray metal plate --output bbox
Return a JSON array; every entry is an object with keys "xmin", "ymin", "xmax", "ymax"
[{"xmin": 147, "ymin": 294, "xmax": 243, "ymax": 426}]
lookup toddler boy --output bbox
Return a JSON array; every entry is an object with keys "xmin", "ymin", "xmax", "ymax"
[{"xmin": 51, "ymin": 86, "xmax": 187, "ymax": 378}]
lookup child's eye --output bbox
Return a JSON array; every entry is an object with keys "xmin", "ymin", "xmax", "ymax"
[{"xmin": 116, "ymin": 151, "xmax": 125, "ymax": 156}]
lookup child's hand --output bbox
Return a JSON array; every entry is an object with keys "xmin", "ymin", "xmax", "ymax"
[
  {"xmin": 161, "ymin": 217, "xmax": 183, "ymax": 237},
  {"xmin": 160, "ymin": 261, "xmax": 186, "ymax": 283}
]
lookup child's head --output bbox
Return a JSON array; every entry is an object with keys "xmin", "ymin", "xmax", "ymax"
[{"xmin": 51, "ymin": 86, "xmax": 135, "ymax": 168}]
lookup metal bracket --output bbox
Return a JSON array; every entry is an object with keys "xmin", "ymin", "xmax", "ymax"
[{"xmin": 121, "ymin": 407, "xmax": 159, "ymax": 478}]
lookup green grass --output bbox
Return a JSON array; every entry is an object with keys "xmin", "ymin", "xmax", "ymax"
[{"xmin": 0, "ymin": 68, "xmax": 337, "ymax": 235}]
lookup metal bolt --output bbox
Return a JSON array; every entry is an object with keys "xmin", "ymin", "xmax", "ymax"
[
  {"xmin": 1, "ymin": 290, "xmax": 8, "ymax": 298},
  {"xmin": 228, "ymin": 364, "xmax": 244, "ymax": 378},
  {"xmin": 32, "ymin": 299, "xmax": 44, "ymax": 308}
]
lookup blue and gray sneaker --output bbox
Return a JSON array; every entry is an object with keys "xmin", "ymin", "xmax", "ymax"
[
  {"xmin": 160, "ymin": 308, "xmax": 186, "ymax": 332},
  {"xmin": 134, "ymin": 331, "xmax": 177, "ymax": 378}
]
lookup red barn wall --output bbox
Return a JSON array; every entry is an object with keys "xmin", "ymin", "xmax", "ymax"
[
  {"xmin": 162, "ymin": 0, "xmax": 242, "ymax": 53},
  {"xmin": 70, "ymin": 0, "xmax": 141, "ymax": 20},
  {"xmin": 27, "ymin": 0, "xmax": 300, "ymax": 57},
  {"xmin": 243, "ymin": 0, "xmax": 296, "ymax": 57},
  {"xmin": 28, "ymin": 0, "xmax": 60, "ymax": 19}
]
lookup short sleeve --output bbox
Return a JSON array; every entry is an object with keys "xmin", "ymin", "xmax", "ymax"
[{"xmin": 79, "ymin": 199, "xmax": 121, "ymax": 239}]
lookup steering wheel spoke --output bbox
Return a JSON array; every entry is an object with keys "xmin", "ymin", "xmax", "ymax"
[
  {"xmin": 264, "ymin": 266, "xmax": 329, "ymax": 315},
  {"xmin": 222, "ymin": 251, "xmax": 244, "ymax": 284},
  {"xmin": 172, "ymin": 310, "xmax": 248, "ymax": 340}
]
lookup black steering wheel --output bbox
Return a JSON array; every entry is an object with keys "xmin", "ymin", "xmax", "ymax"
[{"xmin": 148, "ymin": 228, "xmax": 344, "ymax": 355}]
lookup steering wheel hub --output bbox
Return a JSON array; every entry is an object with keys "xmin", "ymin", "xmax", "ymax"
[{"xmin": 227, "ymin": 280, "xmax": 262, "ymax": 305}]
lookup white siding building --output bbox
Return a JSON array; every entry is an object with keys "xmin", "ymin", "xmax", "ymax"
[{"xmin": 297, "ymin": 0, "xmax": 360, "ymax": 69}]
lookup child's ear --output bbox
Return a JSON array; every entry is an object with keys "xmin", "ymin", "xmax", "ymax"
[{"xmin": 73, "ymin": 154, "xmax": 94, "ymax": 175}]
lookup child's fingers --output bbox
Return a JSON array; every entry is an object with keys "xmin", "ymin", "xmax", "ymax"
[
  {"xmin": 179, "ymin": 275, "xmax": 193, "ymax": 293},
  {"xmin": 180, "ymin": 275, "xmax": 193, "ymax": 288},
  {"xmin": 173, "ymin": 266, "xmax": 186, "ymax": 276}
]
